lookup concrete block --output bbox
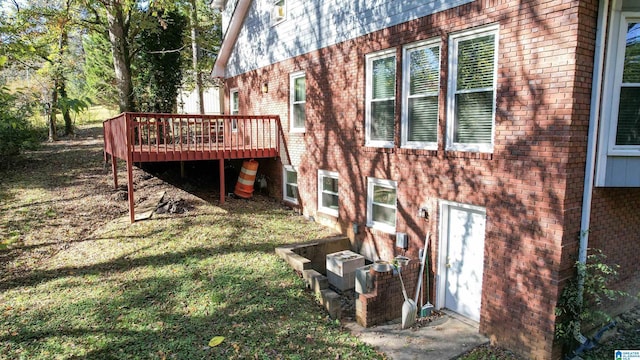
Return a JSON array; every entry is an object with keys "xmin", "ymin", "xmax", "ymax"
[
  {"xmin": 320, "ymin": 289, "xmax": 341, "ymax": 319},
  {"xmin": 355, "ymin": 265, "xmax": 372, "ymax": 294},
  {"xmin": 302, "ymin": 269, "xmax": 328, "ymax": 293},
  {"xmin": 284, "ymin": 252, "xmax": 311, "ymax": 272},
  {"xmin": 326, "ymin": 250, "xmax": 364, "ymax": 291}
]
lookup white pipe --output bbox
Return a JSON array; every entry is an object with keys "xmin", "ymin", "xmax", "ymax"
[
  {"xmin": 579, "ymin": 0, "xmax": 608, "ymax": 267},
  {"xmin": 571, "ymin": 0, "xmax": 608, "ymax": 345},
  {"xmin": 212, "ymin": 0, "xmax": 252, "ymax": 78}
]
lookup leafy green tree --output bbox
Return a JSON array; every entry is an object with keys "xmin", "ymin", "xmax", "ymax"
[
  {"xmin": 83, "ymin": 32, "xmax": 118, "ymax": 105},
  {"xmin": 0, "ymin": 57, "xmax": 42, "ymax": 165},
  {"xmin": 133, "ymin": 10, "xmax": 186, "ymax": 113},
  {"xmin": 2, "ymin": 0, "xmax": 87, "ymax": 138}
]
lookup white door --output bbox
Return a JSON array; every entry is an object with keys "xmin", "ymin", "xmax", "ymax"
[{"xmin": 440, "ymin": 203, "xmax": 486, "ymax": 322}]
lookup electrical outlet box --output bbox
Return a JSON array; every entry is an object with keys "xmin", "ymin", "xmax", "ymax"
[{"xmin": 396, "ymin": 232, "xmax": 408, "ymax": 249}]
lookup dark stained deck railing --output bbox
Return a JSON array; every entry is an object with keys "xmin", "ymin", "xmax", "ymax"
[{"xmin": 103, "ymin": 112, "xmax": 286, "ymax": 222}]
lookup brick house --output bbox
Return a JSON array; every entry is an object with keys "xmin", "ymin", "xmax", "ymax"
[{"xmin": 211, "ymin": 0, "xmax": 640, "ymax": 358}]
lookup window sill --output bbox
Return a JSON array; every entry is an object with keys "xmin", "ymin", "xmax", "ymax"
[
  {"xmin": 366, "ymin": 222, "xmax": 396, "ymax": 235},
  {"xmin": 318, "ymin": 209, "xmax": 339, "ymax": 218},
  {"xmin": 363, "ymin": 147, "xmax": 395, "ymax": 154},
  {"xmin": 608, "ymin": 148, "xmax": 640, "ymax": 156},
  {"xmin": 397, "ymin": 148, "xmax": 440, "ymax": 157},
  {"xmin": 444, "ymin": 151, "xmax": 493, "ymax": 160}
]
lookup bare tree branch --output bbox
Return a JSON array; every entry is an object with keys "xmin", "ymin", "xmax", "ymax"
[{"xmin": 146, "ymin": 45, "xmax": 187, "ymax": 54}]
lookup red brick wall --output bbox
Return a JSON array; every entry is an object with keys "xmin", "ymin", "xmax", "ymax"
[
  {"xmin": 223, "ymin": 0, "xmax": 603, "ymax": 358},
  {"xmin": 589, "ymin": 188, "xmax": 640, "ymax": 286},
  {"xmin": 356, "ymin": 262, "xmax": 422, "ymax": 327}
]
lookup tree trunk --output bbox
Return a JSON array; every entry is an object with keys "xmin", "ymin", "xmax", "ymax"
[
  {"xmin": 106, "ymin": 1, "xmax": 134, "ymax": 112},
  {"xmin": 48, "ymin": 87, "xmax": 58, "ymax": 142},
  {"xmin": 59, "ymin": 81, "xmax": 74, "ymax": 135},
  {"xmin": 57, "ymin": 29, "xmax": 73, "ymax": 135},
  {"xmin": 190, "ymin": 0, "xmax": 204, "ymax": 114}
]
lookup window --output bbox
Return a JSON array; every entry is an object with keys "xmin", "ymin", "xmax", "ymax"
[
  {"xmin": 271, "ymin": 0, "xmax": 286, "ymax": 25},
  {"xmin": 447, "ymin": 25, "xmax": 499, "ymax": 153},
  {"xmin": 230, "ymin": 89, "xmax": 239, "ymax": 131},
  {"xmin": 283, "ymin": 166, "xmax": 298, "ymax": 204},
  {"xmin": 366, "ymin": 49, "xmax": 396, "ymax": 147},
  {"xmin": 402, "ymin": 40, "xmax": 440, "ymax": 149},
  {"xmin": 366, "ymin": 177, "xmax": 397, "ymax": 233},
  {"xmin": 607, "ymin": 13, "xmax": 640, "ymax": 153},
  {"xmin": 290, "ymin": 72, "xmax": 306, "ymax": 132},
  {"xmin": 318, "ymin": 170, "xmax": 338, "ymax": 216}
]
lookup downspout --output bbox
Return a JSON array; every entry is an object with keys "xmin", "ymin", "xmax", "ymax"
[
  {"xmin": 574, "ymin": 0, "xmax": 609, "ymax": 347},
  {"xmin": 579, "ymin": 0, "xmax": 608, "ymax": 293},
  {"xmin": 212, "ymin": 0, "xmax": 252, "ymax": 78}
]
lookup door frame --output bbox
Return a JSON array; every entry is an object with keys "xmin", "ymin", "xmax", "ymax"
[{"xmin": 436, "ymin": 200, "xmax": 487, "ymax": 319}]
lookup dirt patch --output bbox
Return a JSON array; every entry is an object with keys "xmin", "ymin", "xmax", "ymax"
[{"xmin": 0, "ymin": 125, "xmax": 218, "ymax": 284}]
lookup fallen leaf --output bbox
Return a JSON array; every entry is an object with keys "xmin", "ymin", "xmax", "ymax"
[{"xmin": 208, "ymin": 336, "xmax": 224, "ymax": 347}]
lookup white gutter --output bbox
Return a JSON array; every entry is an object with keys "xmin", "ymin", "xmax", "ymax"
[{"xmin": 212, "ymin": 0, "xmax": 252, "ymax": 78}]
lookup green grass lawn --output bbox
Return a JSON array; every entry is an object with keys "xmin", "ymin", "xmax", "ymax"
[{"xmin": 0, "ymin": 121, "xmax": 385, "ymax": 359}]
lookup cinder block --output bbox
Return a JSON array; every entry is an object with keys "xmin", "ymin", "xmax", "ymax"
[
  {"xmin": 302, "ymin": 269, "xmax": 328, "ymax": 293},
  {"xmin": 320, "ymin": 289, "xmax": 341, "ymax": 319},
  {"xmin": 326, "ymin": 250, "xmax": 364, "ymax": 291}
]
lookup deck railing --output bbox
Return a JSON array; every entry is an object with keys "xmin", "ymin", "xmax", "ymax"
[{"xmin": 104, "ymin": 112, "xmax": 282, "ymax": 162}]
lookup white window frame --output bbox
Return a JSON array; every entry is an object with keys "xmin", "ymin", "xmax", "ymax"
[
  {"xmin": 230, "ymin": 88, "xmax": 239, "ymax": 131},
  {"xmin": 446, "ymin": 24, "xmax": 499, "ymax": 153},
  {"xmin": 366, "ymin": 177, "xmax": 397, "ymax": 234},
  {"xmin": 365, "ymin": 49, "xmax": 397, "ymax": 148},
  {"xmin": 318, "ymin": 170, "xmax": 339, "ymax": 217},
  {"xmin": 271, "ymin": 0, "xmax": 286, "ymax": 26},
  {"xmin": 604, "ymin": 12, "xmax": 640, "ymax": 155},
  {"xmin": 401, "ymin": 39, "xmax": 441, "ymax": 149},
  {"xmin": 283, "ymin": 165, "xmax": 298, "ymax": 204},
  {"xmin": 290, "ymin": 71, "xmax": 306, "ymax": 133}
]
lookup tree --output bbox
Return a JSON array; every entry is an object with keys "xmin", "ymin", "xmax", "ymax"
[
  {"xmin": 2, "ymin": 0, "xmax": 86, "ymax": 138},
  {"xmin": 134, "ymin": 10, "xmax": 186, "ymax": 113},
  {"xmin": 83, "ymin": 32, "xmax": 118, "ymax": 105}
]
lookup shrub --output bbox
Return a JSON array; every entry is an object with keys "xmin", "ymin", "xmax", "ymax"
[
  {"xmin": 555, "ymin": 249, "xmax": 629, "ymax": 351},
  {"xmin": 0, "ymin": 85, "xmax": 42, "ymax": 165}
]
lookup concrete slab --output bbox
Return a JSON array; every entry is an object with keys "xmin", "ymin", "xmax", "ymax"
[{"xmin": 344, "ymin": 311, "xmax": 488, "ymax": 360}]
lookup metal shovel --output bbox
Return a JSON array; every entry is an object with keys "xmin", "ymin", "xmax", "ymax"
[{"xmin": 397, "ymin": 261, "xmax": 417, "ymax": 329}]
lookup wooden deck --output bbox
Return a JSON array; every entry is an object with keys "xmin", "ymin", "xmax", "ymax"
[{"xmin": 103, "ymin": 112, "xmax": 286, "ymax": 222}]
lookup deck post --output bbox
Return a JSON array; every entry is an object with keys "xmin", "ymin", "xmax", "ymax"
[
  {"xmin": 219, "ymin": 159, "xmax": 225, "ymax": 204},
  {"xmin": 127, "ymin": 158, "xmax": 134, "ymax": 223},
  {"xmin": 125, "ymin": 113, "xmax": 135, "ymax": 223},
  {"xmin": 112, "ymin": 156, "xmax": 118, "ymax": 189}
]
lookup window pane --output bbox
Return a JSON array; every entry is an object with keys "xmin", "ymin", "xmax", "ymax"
[
  {"xmin": 372, "ymin": 204, "xmax": 396, "ymax": 226},
  {"xmin": 322, "ymin": 193, "xmax": 339, "ymax": 210},
  {"xmin": 371, "ymin": 100, "xmax": 395, "ymax": 141},
  {"xmin": 294, "ymin": 76, "xmax": 306, "ymax": 101},
  {"xmin": 408, "ymin": 96, "xmax": 438, "ymax": 142},
  {"xmin": 293, "ymin": 103, "xmax": 305, "ymax": 128},
  {"xmin": 622, "ymin": 22, "xmax": 640, "ymax": 83},
  {"xmin": 372, "ymin": 56, "xmax": 396, "ymax": 99},
  {"xmin": 615, "ymin": 87, "xmax": 640, "ymax": 145},
  {"xmin": 455, "ymin": 91, "xmax": 493, "ymax": 144},
  {"xmin": 410, "ymin": 46, "xmax": 439, "ymax": 95},
  {"xmin": 231, "ymin": 92, "xmax": 239, "ymax": 114},
  {"xmin": 322, "ymin": 177, "xmax": 338, "ymax": 193},
  {"xmin": 373, "ymin": 185, "xmax": 396, "ymax": 205},
  {"xmin": 286, "ymin": 184, "xmax": 298, "ymax": 199},
  {"xmin": 457, "ymin": 35, "xmax": 495, "ymax": 90},
  {"xmin": 286, "ymin": 170, "xmax": 297, "ymax": 183}
]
